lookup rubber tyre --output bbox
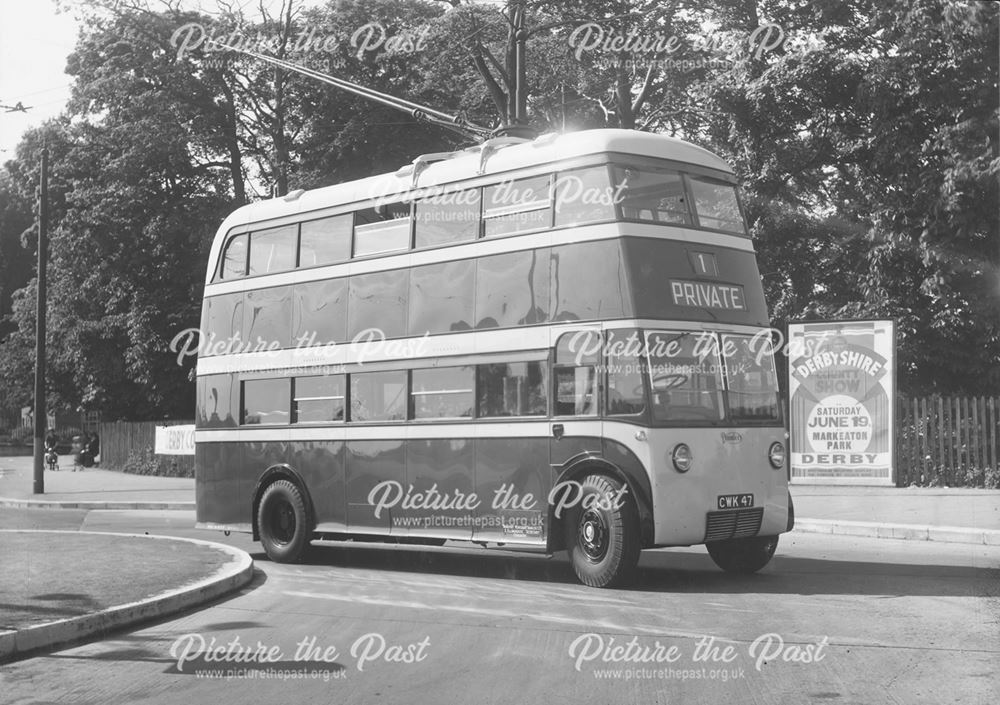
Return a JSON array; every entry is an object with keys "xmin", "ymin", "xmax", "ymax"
[
  {"xmin": 563, "ymin": 474, "xmax": 641, "ymax": 588},
  {"xmin": 706, "ymin": 535, "xmax": 779, "ymax": 574},
  {"xmin": 258, "ymin": 479, "xmax": 311, "ymax": 563}
]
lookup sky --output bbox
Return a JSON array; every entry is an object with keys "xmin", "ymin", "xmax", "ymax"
[
  {"xmin": 0, "ymin": 0, "xmax": 78, "ymax": 157},
  {"xmin": 0, "ymin": 0, "xmax": 331, "ymax": 158}
]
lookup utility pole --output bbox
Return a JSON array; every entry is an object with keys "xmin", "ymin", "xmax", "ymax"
[{"xmin": 32, "ymin": 147, "xmax": 48, "ymax": 495}]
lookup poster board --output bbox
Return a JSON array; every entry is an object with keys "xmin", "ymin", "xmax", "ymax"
[{"xmin": 787, "ymin": 320, "xmax": 895, "ymax": 485}]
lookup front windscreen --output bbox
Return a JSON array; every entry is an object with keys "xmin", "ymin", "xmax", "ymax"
[
  {"xmin": 721, "ymin": 333, "xmax": 781, "ymax": 422},
  {"xmin": 643, "ymin": 330, "xmax": 780, "ymax": 425},
  {"xmin": 645, "ymin": 331, "xmax": 725, "ymax": 423}
]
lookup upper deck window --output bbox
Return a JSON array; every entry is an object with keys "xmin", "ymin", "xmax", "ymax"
[
  {"xmin": 614, "ymin": 167, "xmax": 691, "ymax": 225},
  {"xmin": 689, "ymin": 177, "xmax": 745, "ymax": 233},
  {"xmin": 414, "ymin": 188, "xmax": 481, "ymax": 248},
  {"xmin": 354, "ymin": 201, "xmax": 411, "ymax": 257},
  {"xmin": 219, "ymin": 233, "xmax": 248, "ymax": 279},
  {"xmin": 483, "ymin": 175, "xmax": 551, "ymax": 237},
  {"xmin": 249, "ymin": 225, "xmax": 297, "ymax": 276},
  {"xmin": 300, "ymin": 214, "xmax": 352, "ymax": 267},
  {"xmin": 554, "ymin": 166, "xmax": 616, "ymax": 227}
]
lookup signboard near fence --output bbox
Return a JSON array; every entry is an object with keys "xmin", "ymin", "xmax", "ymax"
[
  {"xmin": 154, "ymin": 424, "xmax": 196, "ymax": 456},
  {"xmin": 788, "ymin": 319, "xmax": 896, "ymax": 485}
]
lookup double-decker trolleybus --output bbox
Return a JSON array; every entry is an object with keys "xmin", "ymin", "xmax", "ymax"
[{"xmin": 195, "ymin": 128, "xmax": 793, "ymax": 588}]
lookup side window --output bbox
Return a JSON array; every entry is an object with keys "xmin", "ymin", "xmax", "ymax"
[
  {"xmin": 350, "ymin": 370, "xmax": 407, "ymax": 422},
  {"xmin": 477, "ymin": 361, "xmax": 547, "ymax": 417},
  {"xmin": 483, "ymin": 175, "xmax": 551, "ymax": 237},
  {"xmin": 219, "ymin": 233, "xmax": 248, "ymax": 280},
  {"xmin": 411, "ymin": 367, "xmax": 474, "ymax": 419},
  {"xmin": 605, "ymin": 329, "xmax": 646, "ymax": 417},
  {"xmin": 553, "ymin": 331, "xmax": 600, "ymax": 416},
  {"xmin": 293, "ymin": 375, "xmax": 346, "ymax": 423},
  {"xmin": 241, "ymin": 378, "xmax": 290, "ymax": 425},
  {"xmin": 299, "ymin": 215, "xmax": 352, "ymax": 267},
  {"xmin": 414, "ymin": 189, "xmax": 481, "ymax": 248},
  {"xmin": 353, "ymin": 201, "xmax": 411, "ymax": 257},
  {"xmin": 249, "ymin": 225, "xmax": 297, "ymax": 276},
  {"xmin": 553, "ymin": 166, "xmax": 616, "ymax": 226}
]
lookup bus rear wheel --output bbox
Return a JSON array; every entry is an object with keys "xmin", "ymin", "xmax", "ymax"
[
  {"xmin": 564, "ymin": 474, "xmax": 640, "ymax": 588},
  {"xmin": 258, "ymin": 480, "xmax": 311, "ymax": 563},
  {"xmin": 706, "ymin": 535, "xmax": 778, "ymax": 574}
]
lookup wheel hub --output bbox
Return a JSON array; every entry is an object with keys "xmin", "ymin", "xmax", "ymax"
[
  {"xmin": 270, "ymin": 499, "xmax": 296, "ymax": 544},
  {"xmin": 579, "ymin": 509, "xmax": 608, "ymax": 562}
]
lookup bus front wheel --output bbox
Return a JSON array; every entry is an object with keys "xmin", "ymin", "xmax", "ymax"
[
  {"xmin": 563, "ymin": 474, "xmax": 640, "ymax": 588},
  {"xmin": 258, "ymin": 480, "xmax": 311, "ymax": 563},
  {"xmin": 706, "ymin": 535, "xmax": 778, "ymax": 574}
]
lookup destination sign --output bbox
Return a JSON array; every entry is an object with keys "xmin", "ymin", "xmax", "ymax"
[{"xmin": 670, "ymin": 280, "xmax": 746, "ymax": 311}]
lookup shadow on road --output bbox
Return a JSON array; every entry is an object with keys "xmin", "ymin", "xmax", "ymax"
[{"xmin": 276, "ymin": 540, "xmax": 1000, "ymax": 598}]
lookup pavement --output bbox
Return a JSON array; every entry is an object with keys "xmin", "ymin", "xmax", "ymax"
[
  {"xmin": 0, "ymin": 453, "xmax": 998, "ymax": 660},
  {"xmin": 0, "ymin": 456, "xmax": 194, "ymax": 509}
]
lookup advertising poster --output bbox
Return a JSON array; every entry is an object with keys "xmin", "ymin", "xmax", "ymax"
[{"xmin": 788, "ymin": 320, "xmax": 896, "ymax": 485}]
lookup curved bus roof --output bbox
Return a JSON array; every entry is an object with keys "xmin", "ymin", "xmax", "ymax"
[{"xmin": 207, "ymin": 129, "xmax": 736, "ymax": 285}]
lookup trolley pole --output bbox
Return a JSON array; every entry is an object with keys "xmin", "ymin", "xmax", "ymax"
[{"xmin": 32, "ymin": 147, "xmax": 48, "ymax": 495}]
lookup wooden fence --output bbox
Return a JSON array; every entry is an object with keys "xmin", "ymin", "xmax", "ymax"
[
  {"xmin": 98, "ymin": 420, "xmax": 195, "ymax": 477},
  {"xmin": 896, "ymin": 396, "xmax": 1000, "ymax": 486},
  {"xmin": 98, "ymin": 396, "xmax": 999, "ymax": 486}
]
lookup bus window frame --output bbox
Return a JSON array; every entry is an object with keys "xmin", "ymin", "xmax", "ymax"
[
  {"xmin": 352, "ymin": 200, "xmax": 415, "ymax": 259},
  {"xmin": 482, "ymin": 173, "xmax": 555, "ymax": 239},
  {"xmin": 644, "ymin": 329, "xmax": 728, "ymax": 428},
  {"xmin": 686, "ymin": 175, "xmax": 747, "ymax": 235},
  {"xmin": 218, "ymin": 232, "xmax": 250, "ymax": 281},
  {"xmin": 552, "ymin": 330, "xmax": 602, "ymax": 418},
  {"xmin": 292, "ymin": 374, "xmax": 347, "ymax": 425},
  {"xmin": 602, "ymin": 328, "xmax": 651, "ymax": 425},
  {"xmin": 718, "ymin": 332, "xmax": 783, "ymax": 426},
  {"xmin": 606, "ymin": 155, "xmax": 748, "ymax": 237},
  {"xmin": 298, "ymin": 213, "xmax": 354, "ymax": 270},
  {"xmin": 413, "ymin": 186, "xmax": 484, "ymax": 249}
]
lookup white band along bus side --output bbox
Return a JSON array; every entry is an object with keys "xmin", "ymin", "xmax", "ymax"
[{"xmin": 195, "ymin": 129, "xmax": 792, "ymax": 588}]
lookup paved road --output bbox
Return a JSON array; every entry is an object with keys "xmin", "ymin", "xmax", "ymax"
[{"xmin": 1, "ymin": 508, "xmax": 998, "ymax": 705}]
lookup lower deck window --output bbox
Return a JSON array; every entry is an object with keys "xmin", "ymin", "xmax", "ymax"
[
  {"xmin": 411, "ymin": 367, "xmax": 474, "ymax": 419},
  {"xmin": 477, "ymin": 361, "xmax": 547, "ymax": 417},
  {"xmin": 294, "ymin": 375, "xmax": 346, "ymax": 423},
  {"xmin": 351, "ymin": 371, "xmax": 407, "ymax": 422},
  {"xmin": 242, "ymin": 378, "xmax": 290, "ymax": 425},
  {"xmin": 554, "ymin": 366, "xmax": 598, "ymax": 416}
]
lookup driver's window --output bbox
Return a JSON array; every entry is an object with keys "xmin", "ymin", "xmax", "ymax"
[
  {"xmin": 645, "ymin": 331, "xmax": 724, "ymax": 422},
  {"xmin": 553, "ymin": 331, "xmax": 600, "ymax": 416}
]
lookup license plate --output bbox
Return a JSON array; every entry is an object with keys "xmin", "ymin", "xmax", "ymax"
[{"xmin": 717, "ymin": 494, "xmax": 754, "ymax": 510}]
